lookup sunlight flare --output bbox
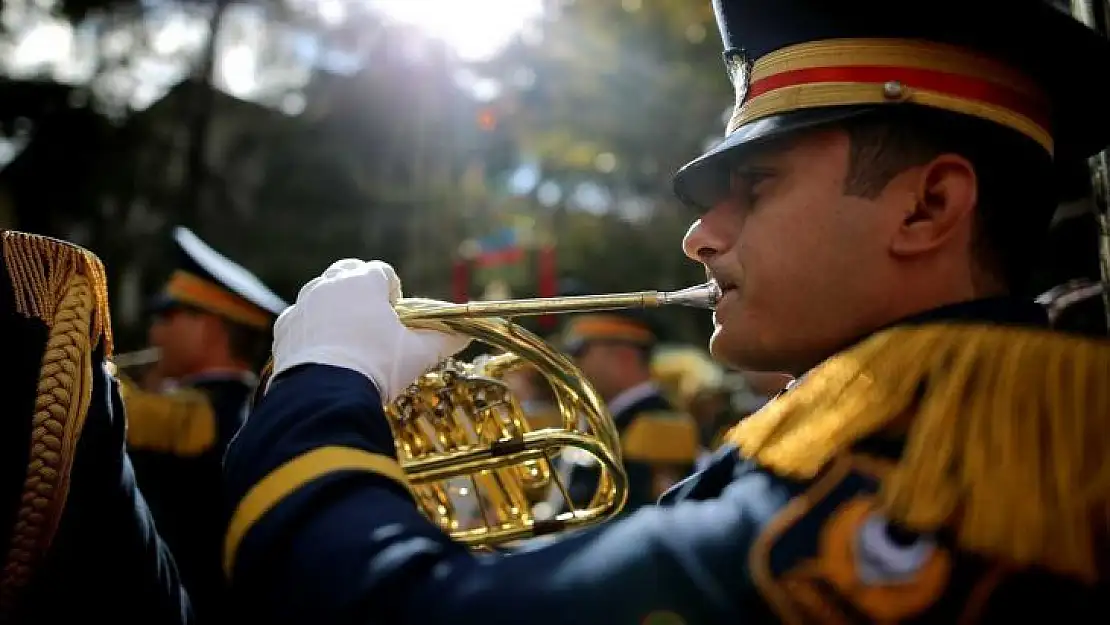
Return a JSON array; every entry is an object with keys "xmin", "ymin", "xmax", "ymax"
[{"xmin": 371, "ymin": 0, "xmax": 544, "ymax": 60}]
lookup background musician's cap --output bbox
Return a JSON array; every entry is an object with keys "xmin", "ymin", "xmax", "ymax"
[
  {"xmin": 673, "ymin": 0, "xmax": 1110, "ymax": 210},
  {"xmin": 554, "ymin": 279, "xmax": 662, "ymax": 354},
  {"xmin": 560, "ymin": 308, "xmax": 660, "ymax": 356},
  {"xmin": 148, "ymin": 227, "xmax": 288, "ymax": 330}
]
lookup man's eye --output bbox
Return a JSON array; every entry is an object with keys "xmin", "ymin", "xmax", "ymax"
[
  {"xmin": 730, "ymin": 168, "xmax": 774, "ymax": 190},
  {"xmin": 730, "ymin": 173, "xmax": 772, "ymax": 200}
]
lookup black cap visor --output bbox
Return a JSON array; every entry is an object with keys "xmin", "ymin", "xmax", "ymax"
[{"xmin": 673, "ymin": 105, "xmax": 882, "ymax": 211}]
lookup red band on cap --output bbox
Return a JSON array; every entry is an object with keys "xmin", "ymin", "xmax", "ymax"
[{"xmin": 726, "ymin": 38, "xmax": 1053, "ymax": 155}]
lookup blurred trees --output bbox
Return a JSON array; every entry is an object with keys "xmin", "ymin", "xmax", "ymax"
[
  {"xmin": 481, "ymin": 0, "xmax": 727, "ymax": 196},
  {"xmin": 0, "ymin": 0, "xmax": 732, "ymax": 347},
  {"xmin": 470, "ymin": 0, "xmax": 729, "ymax": 339}
]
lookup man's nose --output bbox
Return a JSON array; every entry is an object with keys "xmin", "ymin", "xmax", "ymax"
[{"xmin": 682, "ymin": 213, "xmax": 726, "ymax": 264}]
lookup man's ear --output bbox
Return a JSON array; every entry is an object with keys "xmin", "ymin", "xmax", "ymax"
[{"xmin": 890, "ymin": 154, "xmax": 978, "ymax": 257}]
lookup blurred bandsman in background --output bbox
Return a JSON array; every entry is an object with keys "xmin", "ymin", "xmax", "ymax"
[
  {"xmin": 650, "ymin": 346, "xmax": 734, "ymax": 449},
  {"xmin": 121, "ymin": 226, "xmax": 286, "ymax": 624},
  {"xmin": 651, "ymin": 347, "xmax": 792, "ymax": 466},
  {"xmin": 556, "ymin": 308, "xmax": 699, "ymax": 514},
  {"xmin": 0, "ymin": 231, "xmax": 191, "ymax": 624}
]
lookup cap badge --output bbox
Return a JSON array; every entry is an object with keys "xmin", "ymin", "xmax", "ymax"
[{"xmin": 725, "ymin": 48, "xmax": 753, "ymax": 111}]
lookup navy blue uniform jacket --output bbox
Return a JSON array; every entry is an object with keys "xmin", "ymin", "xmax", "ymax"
[{"xmin": 6, "ymin": 352, "xmax": 193, "ymax": 625}]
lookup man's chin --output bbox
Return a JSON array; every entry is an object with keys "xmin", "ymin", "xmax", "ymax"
[
  {"xmin": 708, "ymin": 325, "xmax": 742, "ymax": 368},
  {"xmin": 709, "ymin": 324, "xmax": 779, "ymax": 372}
]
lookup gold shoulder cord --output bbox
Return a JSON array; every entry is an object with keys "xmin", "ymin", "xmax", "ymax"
[
  {"xmin": 0, "ymin": 232, "xmax": 112, "ymax": 620},
  {"xmin": 729, "ymin": 323, "xmax": 1110, "ymax": 583}
]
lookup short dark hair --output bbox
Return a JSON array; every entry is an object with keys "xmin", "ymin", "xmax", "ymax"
[{"xmin": 838, "ymin": 108, "xmax": 1056, "ymax": 291}]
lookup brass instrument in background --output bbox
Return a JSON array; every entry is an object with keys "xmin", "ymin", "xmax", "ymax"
[
  {"xmin": 1069, "ymin": 0, "xmax": 1110, "ymax": 329},
  {"xmin": 256, "ymin": 282, "xmax": 720, "ymax": 547},
  {"xmin": 108, "ymin": 347, "xmax": 161, "ymax": 373},
  {"xmin": 1036, "ymin": 278, "xmax": 1105, "ymax": 325},
  {"xmin": 105, "ymin": 347, "xmax": 163, "ymax": 391}
]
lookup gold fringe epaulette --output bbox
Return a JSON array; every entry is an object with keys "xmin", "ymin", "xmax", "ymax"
[
  {"xmin": 0, "ymin": 231, "xmax": 113, "ymax": 617},
  {"xmin": 726, "ymin": 323, "xmax": 1110, "ymax": 583},
  {"xmin": 2, "ymin": 231, "xmax": 113, "ymax": 355}
]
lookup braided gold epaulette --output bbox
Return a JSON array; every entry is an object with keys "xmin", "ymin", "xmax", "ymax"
[
  {"xmin": 119, "ymin": 379, "xmax": 218, "ymax": 457},
  {"xmin": 0, "ymin": 232, "xmax": 112, "ymax": 619},
  {"xmin": 727, "ymin": 323, "xmax": 1110, "ymax": 583}
]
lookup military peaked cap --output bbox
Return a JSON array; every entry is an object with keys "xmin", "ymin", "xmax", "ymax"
[
  {"xmin": 149, "ymin": 227, "xmax": 288, "ymax": 330},
  {"xmin": 561, "ymin": 308, "xmax": 661, "ymax": 355},
  {"xmin": 673, "ymin": 0, "xmax": 1110, "ymax": 209}
]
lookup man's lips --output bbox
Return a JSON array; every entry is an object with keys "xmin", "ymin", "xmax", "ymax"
[
  {"xmin": 710, "ymin": 276, "xmax": 738, "ymax": 294},
  {"xmin": 709, "ymin": 277, "xmax": 738, "ymax": 324},
  {"xmin": 706, "ymin": 265, "xmax": 737, "ymax": 288}
]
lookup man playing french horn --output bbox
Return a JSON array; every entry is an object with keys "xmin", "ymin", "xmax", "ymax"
[{"xmin": 223, "ymin": 0, "xmax": 1110, "ymax": 623}]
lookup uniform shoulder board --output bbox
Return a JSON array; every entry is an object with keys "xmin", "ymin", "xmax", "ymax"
[
  {"xmin": 621, "ymin": 410, "xmax": 700, "ymax": 465},
  {"xmin": 119, "ymin": 379, "xmax": 217, "ymax": 457}
]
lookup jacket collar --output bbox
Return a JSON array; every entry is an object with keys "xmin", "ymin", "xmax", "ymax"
[{"xmin": 892, "ymin": 296, "xmax": 1048, "ymax": 328}]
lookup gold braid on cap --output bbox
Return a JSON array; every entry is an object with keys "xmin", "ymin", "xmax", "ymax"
[
  {"xmin": 726, "ymin": 38, "xmax": 1054, "ymax": 155},
  {"xmin": 727, "ymin": 323, "xmax": 1110, "ymax": 583},
  {"xmin": 0, "ymin": 231, "xmax": 113, "ymax": 619}
]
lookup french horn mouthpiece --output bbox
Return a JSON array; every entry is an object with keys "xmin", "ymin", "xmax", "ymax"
[{"xmin": 658, "ymin": 282, "xmax": 721, "ymax": 310}]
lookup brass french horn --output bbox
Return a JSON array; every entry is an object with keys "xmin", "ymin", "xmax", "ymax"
[{"xmin": 256, "ymin": 282, "xmax": 721, "ymax": 547}]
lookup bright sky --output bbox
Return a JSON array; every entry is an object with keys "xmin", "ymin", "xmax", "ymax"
[
  {"xmin": 370, "ymin": 0, "xmax": 544, "ymax": 61},
  {"xmin": 1, "ymin": 0, "xmax": 543, "ymax": 105}
]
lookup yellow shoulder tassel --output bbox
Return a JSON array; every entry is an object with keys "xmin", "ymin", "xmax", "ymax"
[
  {"xmin": 0, "ymin": 231, "xmax": 111, "ymax": 616},
  {"xmin": 2, "ymin": 231, "xmax": 113, "ymax": 356},
  {"xmin": 726, "ymin": 323, "xmax": 1110, "ymax": 583}
]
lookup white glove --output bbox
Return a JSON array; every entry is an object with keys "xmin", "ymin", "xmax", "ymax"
[{"xmin": 269, "ymin": 259, "xmax": 472, "ymax": 401}]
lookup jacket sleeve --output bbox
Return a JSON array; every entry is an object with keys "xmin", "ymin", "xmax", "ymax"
[
  {"xmin": 224, "ymin": 364, "xmax": 781, "ymax": 625},
  {"xmin": 58, "ymin": 360, "xmax": 194, "ymax": 624}
]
